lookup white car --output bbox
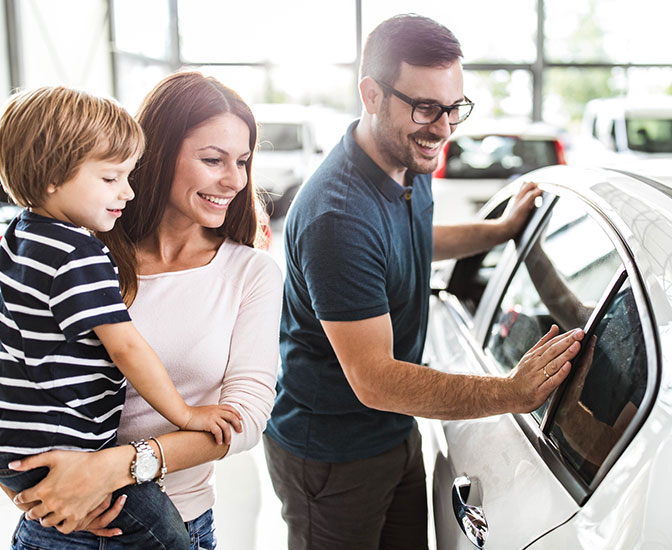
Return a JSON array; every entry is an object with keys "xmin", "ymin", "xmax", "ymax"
[
  {"xmin": 432, "ymin": 120, "xmax": 566, "ymax": 223},
  {"xmin": 424, "ymin": 164, "xmax": 672, "ymax": 549},
  {"xmin": 569, "ymin": 96, "xmax": 672, "ymax": 168},
  {"xmin": 252, "ymin": 104, "xmax": 324, "ymax": 218},
  {"xmin": 0, "ymin": 189, "xmax": 21, "ymax": 236}
]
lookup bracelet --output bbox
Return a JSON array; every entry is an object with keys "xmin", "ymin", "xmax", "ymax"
[{"xmin": 149, "ymin": 437, "xmax": 167, "ymax": 493}]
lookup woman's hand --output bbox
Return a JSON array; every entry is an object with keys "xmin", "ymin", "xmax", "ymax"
[
  {"xmin": 9, "ymin": 446, "xmax": 132, "ymax": 534},
  {"xmin": 1, "ymin": 484, "xmax": 32, "ymax": 512},
  {"xmin": 5, "ymin": 490, "xmax": 125, "ymax": 537},
  {"xmin": 79, "ymin": 494, "xmax": 125, "ymax": 537}
]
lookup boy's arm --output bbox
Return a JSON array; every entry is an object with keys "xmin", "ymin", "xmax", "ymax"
[
  {"xmin": 93, "ymin": 322, "xmax": 240, "ymax": 443},
  {"xmin": 94, "ymin": 322, "xmax": 191, "ymax": 426}
]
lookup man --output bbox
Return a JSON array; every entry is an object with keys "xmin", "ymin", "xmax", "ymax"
[{"xmin": 264, "ymin": 14, "xmax": 583, "ymax": 550}]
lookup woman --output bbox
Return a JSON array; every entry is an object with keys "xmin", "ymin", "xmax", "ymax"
[{"xmin": 4, "ymin": 71, "xmax": 283, "ymax": 549}]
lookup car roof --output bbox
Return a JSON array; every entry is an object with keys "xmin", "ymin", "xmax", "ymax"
[
  {"xmin": 452, "ymin": 118, "xmax": 563, "ymax": 140},
  {"xmin": 585, "ymin": 96, "xmax": 672, "ymax": 118},
  {"xmin": 505, "ymin": 164, "xmax": 672, "ymax": 327},
  {"xmin": 252, "ymin": 103, "xmax": 313, "ymax": 124}
]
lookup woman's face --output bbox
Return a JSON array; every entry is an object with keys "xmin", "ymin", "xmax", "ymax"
[{"xmin": 167, "ymin": 113, "xmax": 251, "ymax": 229}]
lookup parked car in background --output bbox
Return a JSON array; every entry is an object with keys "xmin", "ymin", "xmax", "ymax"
[
  {"xmin": 0, "ymin": 188, "xmax": 21, "ymax": 237},
  {"xmin": 569, "ymin": 96, "xmax": 672, "ymax": 167},
  {"xmin": 432, "ymin": 120, "xmax": 566, "ymax": 223},
  {"xmin": 422, "ymin": 164, "xmax": 672, "ymax": 549},
  {"xmin": 252, "ymin": 103, "xmax": 324, "ymax": 218}
]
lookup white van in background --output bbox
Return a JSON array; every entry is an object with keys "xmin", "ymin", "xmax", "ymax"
[
  {"xmin": 252, "ymin": 104, "xmax": 324, "ymax": 218},
  {"xmin": 570, "ymin": 96, "xmax": 672, "ymax": 167}
]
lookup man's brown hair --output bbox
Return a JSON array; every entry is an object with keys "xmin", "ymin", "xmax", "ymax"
[{"xmin": 360, "ymin": 14, "xmax": 463, "ymax": 86}]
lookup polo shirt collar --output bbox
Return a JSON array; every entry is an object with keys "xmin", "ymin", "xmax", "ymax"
[{"xmin": 343, "ymin": 119, "xmax": 420, "ymax": 201}]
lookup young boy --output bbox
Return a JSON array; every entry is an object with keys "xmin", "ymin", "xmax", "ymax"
[{"xmin": 0, "ymin": 86, "xmax": 241, "ymax": 548}]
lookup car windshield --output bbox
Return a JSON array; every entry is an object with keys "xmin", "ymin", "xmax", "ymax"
[
  {"xmin": 444, "ymin": 135, "xmax": 559, "ymax": 179},
  {"xmin": 625, "ymin": 118, "xmax": 672, "ymax": 153},
  {"xmin": 258, "ymin": 122, "xmax": 303, "ymax": 152}
]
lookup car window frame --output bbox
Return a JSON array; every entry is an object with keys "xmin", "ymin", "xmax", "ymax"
[
  {"xmin": 470, "ymin": 191, "xmax": 557, "ymax": 344},
  {"xmin": 449, "ymin": 181, "xmax": 660, "ymax": 505},
  {"xmin": 430, "ymin": 186, "xmax": 557, "ymax": 332}
]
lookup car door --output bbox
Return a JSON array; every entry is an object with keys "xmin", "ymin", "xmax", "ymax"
[{"xmin": 425, "ymin": 187, "xmax": 652, "ymax": 549}]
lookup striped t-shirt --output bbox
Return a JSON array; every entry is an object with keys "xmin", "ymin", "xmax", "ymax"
[{"xmin": 0, "ymin": 210, "xmax": 131, "ymax": 455}]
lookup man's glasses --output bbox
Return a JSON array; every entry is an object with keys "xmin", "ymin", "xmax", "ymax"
[{"xmin": 375, "ymin": 80, "xmax": 474, "ymax": 126}]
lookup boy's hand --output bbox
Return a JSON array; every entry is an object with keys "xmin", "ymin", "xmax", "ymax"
[{"xmin": 182, "ymin": 404, "xmax": 243, "ymax": 445}]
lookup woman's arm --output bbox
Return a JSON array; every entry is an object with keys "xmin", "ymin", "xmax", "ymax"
[
  {"xmin": 216, "ymin": 253, "xmax": 284, "ymax": 456},
  {"xmin": 10, "ymin": 430, "xmax": 232, "ymax": 534},
  {"xmin": 12, "ymin": 252, "xmax": 284, "ymax": 533}
]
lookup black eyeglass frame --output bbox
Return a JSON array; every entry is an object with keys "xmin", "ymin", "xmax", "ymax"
[{"xmin": 375, "ymin": 79, "xmax": 474, "ymax": 126}]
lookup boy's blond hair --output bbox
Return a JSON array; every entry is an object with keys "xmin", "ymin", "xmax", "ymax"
[{"xmin": 0, "ymin": 86, "xmax": 145, "ymax": 207}]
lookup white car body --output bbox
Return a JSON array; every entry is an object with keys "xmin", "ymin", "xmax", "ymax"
[
  {"xmin": 0, "ymin": 202, "xmax": 21, "ymax": 236},
  {"xmin": 424, "ymin": 164, "xmax": 672, "ymax": 549},
  {"xmin": 432, "ymin": 119, "xmax": 566, "ymax": 224}
]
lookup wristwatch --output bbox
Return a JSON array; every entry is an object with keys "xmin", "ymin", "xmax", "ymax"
[{"xmin": 129, "ymin": 439, "xmax": 159, "ymax": 484}]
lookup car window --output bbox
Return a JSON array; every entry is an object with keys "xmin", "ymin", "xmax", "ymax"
[
  {"xmin": 484, "ymin": 195, "xmax": 624, "ymax": 419},
  {"xmin": 258, "ymin": 122, "xmax": 303, "ymax": 151},
  {"xmin": 446, "ymin": 200, "xmax": 509, "ymax": 316},
  {"xmin": 548, "ymin": 279, "xmax": 647, "ymax": 486},
  {"xmin": 444, "ymin": 135, "xmax": 559, "ymax": 179},
  {"xmin": 626, "ymin": 118, "xmax": 672, "ymax": 153}
]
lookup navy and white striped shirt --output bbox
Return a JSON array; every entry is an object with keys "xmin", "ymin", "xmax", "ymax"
[{"xmin": 0, "ymin": 210, "xmax": 131, "ymax": 455}]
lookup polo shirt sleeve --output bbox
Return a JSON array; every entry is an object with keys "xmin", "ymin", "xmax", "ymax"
[
  {"xmin": 298, "ymin": 212, "xmax": 389, "ymax": 322},
  {"xmin": 49, "ymin": 242, "xmax": 131, "ymax": 341}
]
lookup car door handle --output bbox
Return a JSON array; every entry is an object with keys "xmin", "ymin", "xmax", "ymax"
[{"xmin": 452, "ymin": 475, "xmax": 488, "ymax": 548}]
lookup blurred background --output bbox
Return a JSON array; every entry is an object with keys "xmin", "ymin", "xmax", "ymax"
[
  {"xmin": 2, "ymin": 0, "xmax": 672, "ymax": 222},
  {"xmin": 1, "ymin": 0, "xmax": 671, "ymax": 548}
]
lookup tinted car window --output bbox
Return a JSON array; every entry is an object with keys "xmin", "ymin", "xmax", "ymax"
[
  {"xmin": 626, "ymin": 118, "xmax": 672, "ymax": 153},
  {"xmin": 444, "ymin": 135, "xmax": 559, "ymax": 179},
  {"xmin": 549, "ymin": 279, "xmax": 647, "ymax": 485},
  {"xmin": 485, "ymin": 196, "xmax": 624, "ymax": 419}
]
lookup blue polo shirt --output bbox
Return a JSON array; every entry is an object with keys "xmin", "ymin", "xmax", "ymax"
[{"xmin": 265, "ymin": 120, "xmax": 434, "ymax": 462}]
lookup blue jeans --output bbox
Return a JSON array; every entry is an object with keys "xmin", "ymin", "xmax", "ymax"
[
  {"xmin": 10, "ymin": 508, "xmax": 216, "ymax": 550},
  {"xmin": 1, "ymin": 453, "xmax": 189, "ymax": 549},
  {"xmin": 185, "ymin": 509, "xmax": 217, "ymax": 550}
]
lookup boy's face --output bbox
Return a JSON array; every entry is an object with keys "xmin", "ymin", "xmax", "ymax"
[{"xmin": 33, "ymin": 155, "xmax": 138, "ymax": 232}]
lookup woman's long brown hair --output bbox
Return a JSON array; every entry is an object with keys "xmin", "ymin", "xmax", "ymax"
[{"xmin": 100, "ymin": 71, "xmax": 259, "ymax": 306}]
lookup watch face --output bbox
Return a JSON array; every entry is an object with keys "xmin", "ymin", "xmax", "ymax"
[{"xmin": 135, "ymin": 453, "xmax": 159, "ymax": 481}]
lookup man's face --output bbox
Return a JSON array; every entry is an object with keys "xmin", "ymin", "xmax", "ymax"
[{"xmin": 372, "ymin": 61, "xmax": 465, "ymax": 175}]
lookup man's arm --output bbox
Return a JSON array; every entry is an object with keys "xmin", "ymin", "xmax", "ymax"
[
  {"xmin": 433, "ymin": 181, "xmax": 541, "ymax": 261},
  {"xmin": 321, "ymin": 313, "xmax": 583, "ymax": 420}
]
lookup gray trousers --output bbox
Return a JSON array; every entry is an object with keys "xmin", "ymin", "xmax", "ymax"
[{"xmin": 263, "ymin": 425, "xmax": 428, "ymax": 550}]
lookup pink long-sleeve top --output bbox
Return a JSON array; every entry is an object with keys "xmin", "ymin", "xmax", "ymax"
[{"xmin": 116, "ymin": 239, "xmax": 283, "ymax": 521}]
